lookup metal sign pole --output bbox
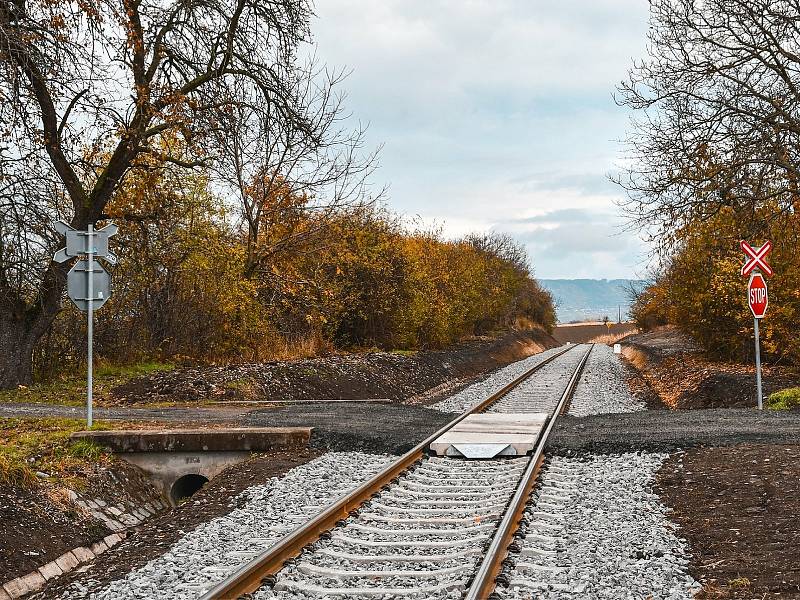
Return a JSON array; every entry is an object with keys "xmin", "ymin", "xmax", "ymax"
[
  {"xmin": 54, "ymin": 219, "xmax": 116, "ymax": 428},
  {"xmin": 87, "ymin": 224, "xmax": 94, "ymax": 428},
  {"xmin": 754, "ymin": 316, "xmax": 763, "ymax": 410},
  {"xmin": 741, "ymin": 241, "xmax": 772, "ymax": 411}
]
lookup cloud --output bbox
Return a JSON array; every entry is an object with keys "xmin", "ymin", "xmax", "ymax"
[
  {"xmin": 507, "ymin": 209, "xmax": 606, "ymax": 226},
  {"xmin": 311, "ymin": 0, "xmax": 651, "ymax": 278},
  {"xmin": 492, "ymin": 208, "xmax": 650, "ymax": 279}
]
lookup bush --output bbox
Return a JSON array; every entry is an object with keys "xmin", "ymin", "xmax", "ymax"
[
  {"xmin": 31, "ymin": 175, "xmax": 556, "ymax": 376},
  {"xmin": 767, "ymin": 388, "xmax": 800, "ymax": 411},
  {"xmin": 632, "ymin": 205, "xmax": 800, "ymax": 365}
]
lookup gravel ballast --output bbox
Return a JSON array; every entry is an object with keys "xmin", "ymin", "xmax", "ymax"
[
  {"xmin": 257, "ymin": 457, "xmax": 528, "ymax": 599},
  {"xmin": 430, "ymin": 346, "xmax": 570, "ymax": 414},
  {"xmin": 55, "ymin": 452, "xmax": 392, "ymax": 600},
  {"xmin": 567, "ymin": 344, "xmax": 645, "ymax": 416},
  {"xmin": 498, "ymin": 452, "xmax": 700, "ymax": 599},
  {"xmin": 487, "ymin": 345, "xmax": 589, "ymax": 414}
]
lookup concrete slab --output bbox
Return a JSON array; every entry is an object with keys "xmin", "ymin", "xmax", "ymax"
[
  {"xmin": 71, "ymin": 428, "xmax": 313, "ymax": 504},
  {"xmin": 71, "ymin": 546, "xmax": 94, "ymax": 563},
  {"xmin": 20, "ymin": 571, "xmax": 45, "ymax": 594},
  {"xmin": 70, "ymin": 427, "xmax": 312, "ymax": 452},
  {"xmin": 54, "ymin": 551, "xmax": 79, "ymax": 573},
  {"xmin": 451, "ymin": 443, "xmax": 512, "ymax": 458},
  {"xmin": 430, "ymin": 413, "xmax": 548, "ymax": 458},
  {"xmin": 37, "ymin": 560, "xmax": 63, "ymax": 581},
  {"xmin": 90, "ymin": 541, "xmax": 109, "ymax": 556},
  {"xmin": 3, "ymin": 577, "xmax": 27, "ymax": 599}
]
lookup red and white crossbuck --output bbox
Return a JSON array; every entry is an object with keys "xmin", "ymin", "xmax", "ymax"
[{"xmin": 740, "ymin": 240, "xmax": 773, "ymax": 277}]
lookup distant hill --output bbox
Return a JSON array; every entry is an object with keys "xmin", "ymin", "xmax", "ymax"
[{"xmin": 538, "ymin": 279, "xmax": 644, "ymax": 323}]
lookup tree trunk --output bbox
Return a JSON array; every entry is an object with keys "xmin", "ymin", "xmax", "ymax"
[
  {"xmin": 0, "ymin": 315, "xmax": 37, "ymax": 388},
  {"xmin": 0, "ymin": 261, "xmax": 68, "ymax": 390}
]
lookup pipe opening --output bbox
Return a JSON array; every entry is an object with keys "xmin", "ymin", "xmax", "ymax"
[{"xmin": 170, "ymin": 473, "xmax": 209, "ymax": 504}]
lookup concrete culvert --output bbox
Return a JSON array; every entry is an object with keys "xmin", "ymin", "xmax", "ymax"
[{"xmin": 170, "ymin": 474, "xmax": 209, "ymax": 504}]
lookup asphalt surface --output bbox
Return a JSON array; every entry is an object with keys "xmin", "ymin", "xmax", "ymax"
[
  {"xmin": 242, "ymin": 403, "xmax": 457, "ymax": 454},
  {"xmin": 6, "ymin": 402, "xmax": 800, "ymax": 456},
  {"xmin": 549, "ymin": 408, "xmax": 800, "ymax": 453},
  {"xmin": 0, "ymin": 401, "xmax": 457, "ymax": 455}
]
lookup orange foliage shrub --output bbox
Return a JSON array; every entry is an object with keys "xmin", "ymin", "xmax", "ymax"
[
  {"xmin": 631, "ymin": 205, "xmax": 800, "ymax": 364},
  {"xmin": 34, "ymin": 175, "xmax": 554, "ymax": 373}
]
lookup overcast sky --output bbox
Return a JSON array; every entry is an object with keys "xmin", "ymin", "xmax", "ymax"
[{"xmin": 312, "ymin": 0, "xmax": 650, "ymax": 279}]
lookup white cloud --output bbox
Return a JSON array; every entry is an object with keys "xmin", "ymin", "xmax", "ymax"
[{"xmin": 311, "ymin": 0, "xmax": 651, "ymax": 278}]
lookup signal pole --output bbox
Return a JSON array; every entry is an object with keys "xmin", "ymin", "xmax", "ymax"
[
  {"xmin": 754, "ymin": 316, "xmax": 762, "ymax": 410},
  {"xmin": 87, "ymin": 224, "xmax": 94, "ymax": 427},
  {"xmin": 740, "ymin": 240, "xmax": 772, "ymax": 411}
]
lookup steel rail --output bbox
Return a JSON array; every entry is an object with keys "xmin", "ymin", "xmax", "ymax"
[
  {"xmin": 464, "ymin": 343, "xmax": 593, "ymax": 600},
  {"xmin": 200, "ymin": 343, "xmax": 580, "ymax": 600}
]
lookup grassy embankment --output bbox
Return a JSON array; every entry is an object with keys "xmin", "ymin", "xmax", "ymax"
[
  {"xmin": 0, "ymin": 362, "xmax": 173, "ymax": 407},
  {"xmin": 0, "ymin": 418, "xmax": 114, "ymax": 488}
]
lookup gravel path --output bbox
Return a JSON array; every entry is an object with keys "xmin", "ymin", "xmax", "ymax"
[
  {"xmin": 497, "ymin": 452, "xmax": 699, "ymax": 599},
  {"xmin": 429, "ymin": 346, "xmax": 572, "ymax": 414},
  {"xmin": 56, "ymin": 452, "xmax": 392, "ymax": 600},
  {"xmin": 567, "ymin": 344, "xmax": 645, "ymax": 417}
]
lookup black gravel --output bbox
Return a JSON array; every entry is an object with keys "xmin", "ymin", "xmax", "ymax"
[
  {"xmin": 549, "ymin": 408, "xmax": 800, "ymax": 453},
  {"xmin": 0, "ymin": 402, "xmax": 249, "ymax": 422},
  {"xmin": 8, "ymin": 401, "xmax": 800, "ymax": 457},
  {"xmin": 243, "ymin": 403, "xmax": 457, "ymax": 455}
]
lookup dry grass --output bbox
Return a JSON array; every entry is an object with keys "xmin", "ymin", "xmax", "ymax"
[
  {"xmin": 587, "ymin": 331, "xmax": 638, "ymax": 345},
  {"xmin": 0, "ymin": 418, "xmax": 114, "ymax": 488},
  {"xmin": 256, "ymin": 334, "xmax": 330, "ymax": 362},
  {"xmin": 621, "ymin": 346, "xmax": 649, "ymax": 371}
]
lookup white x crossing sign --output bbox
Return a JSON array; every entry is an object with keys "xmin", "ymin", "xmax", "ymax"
[
  {"xmin": 740, "ymin": 240, "xmax": 773, "ymax": 278},
  {"xmin": 52, "ymin": 220, "xmax": 118, "ymax": 429},
  {"xmin": 53, "ymin": 220, "xmax": 118, "ymax": 265}
]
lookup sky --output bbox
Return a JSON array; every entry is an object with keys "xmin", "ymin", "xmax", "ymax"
[{"xmin": 312, "ymin": 0, "xmax": 651, "ymax": 279}]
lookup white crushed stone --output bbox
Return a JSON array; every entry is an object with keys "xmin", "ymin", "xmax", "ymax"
[
  {"xmin": 568, "ymin": 344, "xmax": 646, "ymax": 416},
  {"xmin": 257, "ymin": 457, "xmax": 528, "ymax": 599},
  {"xmin": 499, "ymin": 452, "xmax": 700, "ymax": 599},
  {"xmin": 429, "ymin": 346, "xmax": 570, "ymax": 414},
  {"xmin": 487, "ymin": 346, "xmax": 589, "ymax": 414},
  {"xmin": 60, "ymin": 452, "xmax": 392, "ymax": 600}
]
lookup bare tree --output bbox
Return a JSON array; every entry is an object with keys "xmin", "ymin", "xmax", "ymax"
[
  {"xmin": 0, "ymin": 0, "xmax": 317, "ymax": 388},
  {"xmin": 615, "ymin": 0, "xmax": 800, "ymax": 250},
  {"xmin": 216, "ymin": 59, "xmax": 382, "ymax": 277},
  {"xmin": 463, "ymin": 232, "xmax": 530, "ymax": 275}
]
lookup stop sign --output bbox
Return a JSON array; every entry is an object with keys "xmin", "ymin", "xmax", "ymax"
[{"xmin": 748, "ymin": 273, "xmax": 768, "ymax": 318}]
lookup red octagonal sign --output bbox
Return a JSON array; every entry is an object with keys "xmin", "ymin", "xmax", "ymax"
[{"xmin": 748, "ymin": 273, "xmax": 768, "ymax": 318}]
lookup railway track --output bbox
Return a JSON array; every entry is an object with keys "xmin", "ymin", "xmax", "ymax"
[{"xmin": 200, "ymin": 343, "xmax": 593, "ymax": 600}]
